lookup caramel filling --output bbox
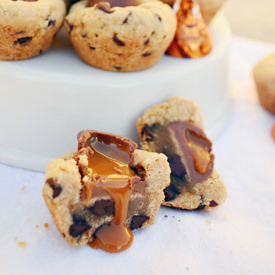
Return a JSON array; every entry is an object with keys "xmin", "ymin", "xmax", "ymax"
[
  {"xmin": 186, "ymin": 129, "xmax": 211, "ymax": 174},
  {"xmin": 87, "ymin": 148, "xmax": 135, "ymax": 180},
  {"xmin": 78, "ymin": 131, "xmax": 141, "ymax": 252}
]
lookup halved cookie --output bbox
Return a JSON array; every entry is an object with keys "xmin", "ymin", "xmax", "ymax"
[
  {"xmin": 43, "ymin": 130, "xmax": 170, "ymax": 252},
  {"xmin": 137, "ymin": 96, "xmax": 227, "ymax": 210}
]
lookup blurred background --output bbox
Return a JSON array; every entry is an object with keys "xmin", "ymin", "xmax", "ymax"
[{"xmin": 222, "ymin": 0, "xmax": 275, "ymax": 44}]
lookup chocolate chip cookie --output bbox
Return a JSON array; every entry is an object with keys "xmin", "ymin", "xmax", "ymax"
[
  {"xmin": 43, "ymin": 130, "xmax": 170, "ymax": 252},
  {"xmin": 137, "ymin": 96, "xmax": 227, "ymax": 210},
  {"xmin": 64, "ymin": 0, "xmax": 176, "ymax": 71},
  {"xmin": 0, "ymin": 0, "xmax": 66, "ymax": 60},
  {"xmin": 253, "ymin": 53, "xmax": 275, "ymax": 114}
]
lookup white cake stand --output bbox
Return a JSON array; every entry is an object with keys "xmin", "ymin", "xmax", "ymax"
[{"xmin": 0, "ymin": 13, "xmax": 231, "ymax": 172}]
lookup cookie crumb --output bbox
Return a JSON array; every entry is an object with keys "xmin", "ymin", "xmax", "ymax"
[
  {"xmin": 17, "ymin": 241, "xmax": 27, "ymax": 248},
  {"xmin": 44, "ymin": 223, "xmax": 49, "ymax": 228},
  {"xmin": 14, "ymin": 236, "xmax": 18, "ymax": 241},
  {"xmin": 36, "ymin": 224, "xmax": 39, "ymax": 228},
  {"xmin": 164, "ymin": 215, "xmax": 168, "ymax": 218},
  {"xmin": 186, "ymin": 266, "xmax": 190, "ymax": 271},
  {"xmin": 205, "ymin": 220, "xmax": 211, "ymax": 224},
  {"xmin": 21, "ymin": 185, "xmax": 26, "ymax": 192},
  {"xmin": 271, "ymin": 121, "xmax": 275, "ymax": 142}
]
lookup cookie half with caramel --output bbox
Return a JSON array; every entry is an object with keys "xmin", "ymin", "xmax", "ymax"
[
  {"xmin": 137, "ymin": 96, "xmax": 227, "ymax": 210},
  {"xmin": 43, "ymin": 130, "xmax": 170, "ymax": 252}
]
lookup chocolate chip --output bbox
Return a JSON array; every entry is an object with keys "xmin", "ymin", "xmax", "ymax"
[
  {"xmin": 195, "ymin": 204, "xmax": 206, "ymax": 210},
  {"xmin": 47, "ymin": 20, "xmax": 56, "ymax": 28},
  {"xmin": 46, "ymin": 178, "xmax": 62, "ymax": 198},
  {"xmin": 156, "ymin": 14, "xmax": 162, "ymax": 22},
  {"xmin": 130, "ymin": 165, "xmax": 146, "ymax": 181},
  {"xmin": 90, "ymin": 46, "xmax": 96, "ymax": 50},
  {"xmin": 64, "ymin": 19, "xmax": 73, "ymax": 33},
  {"xmin": 164, "ymin": 184, "xmax": 180, "ymax": 201},
  {"xmin": 96, "ymin": 3, "xmax": 114, "ymax": 14},
  {"xmin": 144, "ymin": 38, "xmax": 150, "ymax": 46},
  {"xmin": 209, "ymin": 200, "xmax": 218, "ymax": 207},
  {"xmin": 14, "ymin": 31, "xmax": 25, "ymax": 35},
  {"xmin": 14, "ymin": 37, "xmax": 32, "ymax": 45},
  {"xmin": 122, "ymin": 12, "xmax": 132, "ymax": 24},
  {"xmin": 168, "ymin": 154, "xmax": 186, "ymax": 179},
  {"xmin": 69, "ymin": 224, "xmax": 90, "ymax": 237},
  {"xmin": 142, "ymin": 52, "xmax": 151, "ymax": 57},
  {"xmin": 130, "ymin": 215, "xmax": 149, "ymax": 230},
  {"xmin": 89, "ymin": 200, "xmax": 114, "ymax": 217},
  {"xmin": 113, "ymin": 33, "xmax": 125, "ymax": 46},
  {"xmin": 195, "ymin": 195, "xmax": 205, "ymax": 209},
  {"xmin": 69, "ymin": 215, "xmax": 91, "ymax": 237},
  {"xmin": 141, "ymin": 124, "xmax": 157, "ymax": 142},
  {"xmin": 114, "ymin": 66, "xmax": 122, "ymax": 70}
]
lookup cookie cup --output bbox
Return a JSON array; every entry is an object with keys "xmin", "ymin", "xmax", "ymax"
[
  {"xmin": 0, "ymin": 0, "xmax": 66, "ymax": 60},
  {"xmin": 64, "ymin": 0, "xmax": 176, "ymax": 71}
]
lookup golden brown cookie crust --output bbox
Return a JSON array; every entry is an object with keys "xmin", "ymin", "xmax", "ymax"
[
  {"xmin": 64, "ymin": 0, "xmax": 177, "ymax": 71},
  {"xmin": 0, "ymin": 0, "xmax": 66, "ymax": 60}
]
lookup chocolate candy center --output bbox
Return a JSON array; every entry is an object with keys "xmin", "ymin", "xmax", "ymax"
[
  {"xmin": 141, "ymin": 121, "xmax": 214, "ymax": 186},
  {"xmin": 167, "ymin": 121, "xmax": 214, "ymax": 183}
]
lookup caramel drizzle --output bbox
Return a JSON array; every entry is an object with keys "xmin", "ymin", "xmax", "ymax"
[
  {"xmin": 88, "ymin": 177, "xmax": 140, "ymax": 252},
  {"xmin": 167, "ymin": 0, "xmax": 212, "ymax": 58},
  {"xmin": 83, "ymin": 145, "xmax": 138, "ymax": 252}
]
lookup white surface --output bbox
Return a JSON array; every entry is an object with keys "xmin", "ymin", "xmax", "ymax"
[
  {"xmin": 1, "ymin": 36, "xmax": 275, "ymax": 274},
  {"xmin": 0, "ymin": 13, "xmax": 231, "ymax": 172}
]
